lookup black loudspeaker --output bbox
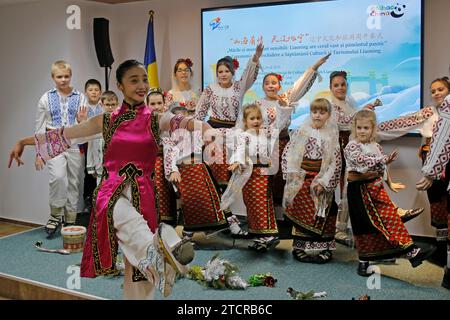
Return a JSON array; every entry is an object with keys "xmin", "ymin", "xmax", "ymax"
[{"xmin": 93, "ymin": 18, "xmax": 114, "ymax": 67}]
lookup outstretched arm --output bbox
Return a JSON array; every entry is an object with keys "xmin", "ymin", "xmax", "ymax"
[
  {"xmin": 287, "ymin": 54, "xmax": 330, "ymax": 103},
  {"xmin": 252, "ymin": 40, "xmax": 264, "ymax": 63},
  {"xmin": 8, "ymin": 136, "xmax": 34, "ymax": 168},
  {"xmin": 239, "ymin": 39, "xmax": 264, "ymax": 92},
  {"xmin": 8, "ymin": 114, "xmax": 103, "ymax": 168},
  {"xmin": 417, "ymin": 96, "xmax": 450, "ymax": 190},
  {"xmin": 63, "ymin": 114, "xmax": 103, "ymax": 140}
]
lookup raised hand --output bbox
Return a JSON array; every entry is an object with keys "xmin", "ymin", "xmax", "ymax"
[
  {"xmin": 363, "ymin": 103, "xmax": 375, "ymax": 111},
  {"xmin": 253, "ymin": 39, "xmax": 264, "ymax": 61},
  {"xmin": 76, "ymin": 105, "xmax": 88, "ymax": 123},
  {"xmin": 312, "ymin": 53, "xmax": 331, "ymax": 71}
]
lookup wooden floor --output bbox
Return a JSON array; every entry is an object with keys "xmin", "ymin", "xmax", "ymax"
[
  {"xmin": 0, "ymin": 221, "xmax": 36, "ymax": 237},
  {"xmin": 0, "ymin": 220, "xmax": 38, "ymax": 300}
]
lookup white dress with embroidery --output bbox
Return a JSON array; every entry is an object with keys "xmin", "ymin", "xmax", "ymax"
[
  {"xmin": 255, "ymin": 67, "xmax": 318, "ymax": 130},
  {"xmin": 344, "ymin": 140, "xmax": 388, "ymax": 175},
  {"xmin": 194, "ymin": 58, "xmax": 259, "ymax": 122},
  {"xmin": 422, "ymin": 95, "xmax": 450, "ymax": 183}
]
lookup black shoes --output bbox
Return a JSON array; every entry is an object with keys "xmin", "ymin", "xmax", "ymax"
[
  {"xmin": 44, "ymin": 217, "xmax": 61, "ymax": 237},
  {"xmin": 400, "ymin": 208, "xmax": 424, "ymax": 223},
  {"xmin": 409, "ymin": 246, "xmax": 437, "ymax": 268},
  {"xmin": 357, "ymin": 261, "xmax": 373, "ymax": 277},
  {"xmin": 442, "ymin": 267, "xmax": 450, "ymax": 289},
  {"xmin": 248, "ymin": 237, "xmax": 280, "ymax": 252}
]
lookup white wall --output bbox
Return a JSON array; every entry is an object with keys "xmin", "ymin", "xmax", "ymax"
[
  {"xmin": 1, "ymin": 0, "xmax": 449, "ymax": 237},
  {"xmin": 0, "ymin": 0, "xmax": 112, "ymax": 223}
]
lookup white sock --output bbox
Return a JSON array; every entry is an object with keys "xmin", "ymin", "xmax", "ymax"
[{"xmin": 228, "ymin": 215, "xmax": 247, "ymax": 235}]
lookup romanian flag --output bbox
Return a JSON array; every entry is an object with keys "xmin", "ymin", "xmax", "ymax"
[{"xmin": 144, "ymin": 10, "xmax": 159, "ymax": 88}]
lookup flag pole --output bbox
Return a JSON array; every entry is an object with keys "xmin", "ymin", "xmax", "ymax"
[{"xmin": 145, "ymin": 9, "xmax": 159, "ymax": 88}]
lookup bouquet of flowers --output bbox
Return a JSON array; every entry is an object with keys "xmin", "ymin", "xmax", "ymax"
[
  {"xmin": 247, "ymin": 273, "xmax": 277, "ymax": 287},
  {"xmin": 187, "ymin": 254, "xmax": 248, "ymax": 290}
]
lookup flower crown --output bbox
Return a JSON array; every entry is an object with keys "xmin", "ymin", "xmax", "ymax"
[
  {"xmin": 184, "ymin": 58, "xmax": 193, "ymax": 68},
  {"xmin": 232, "ymin": 58, "xmax": 239, "ymax": 70}
]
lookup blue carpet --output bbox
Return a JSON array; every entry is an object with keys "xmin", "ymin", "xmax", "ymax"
[{"xmin": 0, "ymin": 228, "xmax": 449, "ymax": 300}]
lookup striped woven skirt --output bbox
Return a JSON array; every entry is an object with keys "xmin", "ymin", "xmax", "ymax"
[
  {"xmin": 347, "ymin": 175, "xmax": 415, "ymax": 261},
  {"xmin": 177, "ymin": 162, "xmax": 228, "ymax": 231},
  {"xmin": 154, "ymin": 155, "xmax": 177, "ymax": 226},
  {"xmin": 242, "ymin": 166, "xmax": 278, "ymax": 236}
]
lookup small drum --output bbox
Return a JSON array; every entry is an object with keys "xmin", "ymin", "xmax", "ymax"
[{"xmin": 61, "ymin": 226, "xmax": 86, "ymax": 253}]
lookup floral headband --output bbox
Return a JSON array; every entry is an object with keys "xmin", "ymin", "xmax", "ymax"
[
  {"xmin": 184, "ymin": 58, "xmax": 193, "ymax": 68},
  {"xmin": 232, "ymin": 58, "xmax": 239, "ymax": 70}
]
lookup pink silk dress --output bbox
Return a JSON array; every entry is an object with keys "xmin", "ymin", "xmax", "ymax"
[{"xmin": 81, "ymin": 101, "xmax": 159, "ymax": 278}]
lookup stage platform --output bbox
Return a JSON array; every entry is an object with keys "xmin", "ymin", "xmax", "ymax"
[{"xmin": 0, "ymin": 227, "xmax": 449, "ymax": 300}]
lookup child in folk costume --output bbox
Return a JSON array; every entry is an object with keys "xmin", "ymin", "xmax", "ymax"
[
  {"xmin": 378, "ymin": 78, "xmax": 450, "ymax": 258},
  {"xmin": 344, "ymin": 110, "xmax": 435, "ymax": 276},
  {"xmin": 86, "ymin": 91, "xmax": 119, "ymax": 185},
  {"xmin": 165, "ymin": 58, "xmax": 200, "ymax": 113},
  {"xmin": 166, "ymin": 104, "xmax": 248, "ymax": 239},
  {"xmin": 82, "ymin": 79, "xmax": 104, "ymax": 212},
  {"xmin": 256, "ymin": 54, "xmax": 330, "ymax": 204},
  {"xmin": 34, "ymin": 60, "xmax": 88, "ymax": 236},
  {"xmin": 221, "ymin": 104, "xmax": 284, "ymax": 251},
  {"xmin": 417, "ymin": 94, "xmax": 450, "ymax": 289},
  {"xmin": 145, "ymin": 88, "xmax": 178, "ymax": 226},
  {"xmin": 8, "ymin": 60, "xmax": 213, "ymax": 299},
  {"xmin": 195, "ymin": 41, "xmax": 264, "ymax": 189},
  {"xmin": 330, "ymin": 70, "xmax": 422, "ymax": 244},
  {"xmin": 329, "ymin": 70, "xmax": 382, "ymax": 245},
  {"xmin": 282, "ymin": 98, "xmax": 341, "ymax": 263}
]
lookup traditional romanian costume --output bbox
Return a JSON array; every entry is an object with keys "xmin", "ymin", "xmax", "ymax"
[
  {"xmin": 195, "ymin": 58, "xmax": 260, "ymax": 187},
  {"xmin": 35, "ymin": 88, "xmax": 86, "ymax": 228},
  {"xmin": 344, "ymin": 140, "xmax": 417, "ymax": 261},
  {"xmin": 255, "ymin": 67, "xmax": 318, "ymax": 204},
  {"xmin": 282, "ymin": 115, "xmax": 341, "ymax": 261}
]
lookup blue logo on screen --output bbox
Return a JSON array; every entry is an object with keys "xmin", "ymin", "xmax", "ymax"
[
  {"xmin": 391, "ymin": 3, "xmax": 406, "ymax": 18},
  {"xmin": 210, "ymin": 17, "xmax": 221, "ymax": 30},
  {"xmin": 369, "ymin": 3, "xmax": 406, "ymax": 18}
]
